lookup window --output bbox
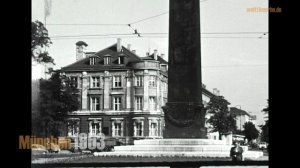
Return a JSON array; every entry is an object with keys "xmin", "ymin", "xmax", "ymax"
[
  {"xmin": 89, "ymin": 120, "xmax": 101, "ymax": 136},
  {"xmin": 102, "ymin": 127, "xmax": 109, "ymax": 136},
  {"xmin": 67, "ymin": 120, "xmax": 80, "ymax": 137},
  {"xmin": 160, "ymin": 64, "xmax": 167, "ymax": 71},
  {"xmin": 118, "ymin": 56, "xmax": 125, "ymax": 64},
  {"xmin": 113, "ymin": 76, "xmax": 122, "ymax": 87},
  {"xmin": 113, "ymin": 97, "xmax": 122, "ymax": 110},
  {"xmin": 134, "ymin": 122, "xmax": 143, "ymax": 137},
  {"xmin": 90, "ymin": 97, "xmax": 100, "ymax": 111},
  {"xmin": 91, "ymin": 76, "xmax": 100, "ymax": 88},
  {"xmin": 149, "ymin": 122, "xmax": 158, "ymax": 137},
  {"xmin": 149, "ymin": 97, "xmax": 156, "ymax": 110},
  {"xmin": 90, "ymin": 57, "xmax": 98, "ymax": 65},
  {"xmin": 149, "ymin": 76, "xmax": 156, "ymax": 87},
  {"xmin": 163, "ymin": 82, "xmax": 167, "ymax": 91},
  {"xmin": 70, "ymin": 76, "xmax": 78, "ymax": 88},
  {"xmin": 112, "ymin": 121, "xmax": 123, "ymax": 137},
  {"xmin": 104, "ymin": 56, "xmax": 111, "ymax": 65},
  {"xmin": 135, "ymin": 76, "xmax": 143, "ymax": 87},
  {"xmin": 135, "ymin": 97, "xmax": 143, "ymax": 110}
]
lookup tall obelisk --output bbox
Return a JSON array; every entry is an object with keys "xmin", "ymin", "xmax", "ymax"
[{"xmin": 163, "ymin": 0, "xmax": 207, "ymax": 138}]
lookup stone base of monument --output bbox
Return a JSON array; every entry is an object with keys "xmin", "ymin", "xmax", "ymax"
[{"xmin": 93, "ymin": 139, "xmax": 263, "ymax": 160}]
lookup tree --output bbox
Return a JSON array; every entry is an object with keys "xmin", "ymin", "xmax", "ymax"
[
  {"xmin": 31, "ymin": 20, "xmax": 54, "ymax": 64},
  {"xmin": 207, "ymin": 96, "xmax": 237, "ymax": 137},
  {"xmin": 262, "ymin": 99, "xmax": 269, "ymax": 120},
  {"xmin": 260, "ymin": 120, "xmax": 269, "ymax": 143},
  {"xmin": 38, "ymin": 69, "xmax": 80, "ymax": 136},
  {"xmin": 243, "ymin": 122, "xmax": 259, "ymax": 142},
  {"xmin": 260, "ymin": 99, "xmax": 269, "ymax": 142}
]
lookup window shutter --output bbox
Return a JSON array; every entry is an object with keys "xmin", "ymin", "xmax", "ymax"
[
  {"xmin": 89, "ymin": 121, "xmax": 92, "ymax": 135},
  {"xmin": 121, "ymin": 122, "xmax": 124, "ymax": 136},
  {"xmin": 112, "ymin": 76, "xmax": 115, "ymax": 88},
  {"xmin": 112, "ymin": 122, "xmax": 115, "ymax": 137},
  {"xmin": 89, "ymin": 76, "xmax": 92, "ymax": 88},
  {"xmin": 133, "ymin": 122, "xmax": 136, "ymax": 136},
  {"xmin": 89, "ymin": 97, "xmax": 91, "ymax": 111}
]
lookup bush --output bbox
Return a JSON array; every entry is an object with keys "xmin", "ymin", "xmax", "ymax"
[{"xmin": 249, "ymin": 143, "xmax": 259, "ymax": 149}]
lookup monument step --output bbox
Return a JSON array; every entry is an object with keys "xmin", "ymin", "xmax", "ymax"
[
  {"xmin": 93, "ymin": 151, "xmax": 264, "ymax": 160},
  {"xmin": 94, "ymin": 151, "xmax": 231, "ymax": 158},
  {"xmin": 114, "ymin": 145, "xmax": 231, "ymax": 152},
  {"xmin": 134, "ymin": 139, "xmax": 227, "ymax": 146}
]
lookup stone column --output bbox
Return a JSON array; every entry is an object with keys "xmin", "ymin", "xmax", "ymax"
[{"xmin": 163, "ymin": 0, "xmax": 207, "ymax": 139}]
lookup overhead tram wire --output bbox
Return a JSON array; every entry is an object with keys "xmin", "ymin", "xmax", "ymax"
[
  {"xmin": 203, "ymin": 64, "xmax": 268, "ymax": 69},
  {"xmin": 46, "ymin": 23, "xmax": 128, "ymax": 26},
  {"xmin": 50, "ymin": 31, "xmax": 268, "ymax": 40},
  {"xmin": 51, "ymin": 36, "xmax": 268, "ymax": 40},
  {"xmin": 128, "ymin": 12, "xmax": 169, "ymax": 25},
  {"xmin": 50, "ymin": 32, "xmax": 268, "ymax": 38}
]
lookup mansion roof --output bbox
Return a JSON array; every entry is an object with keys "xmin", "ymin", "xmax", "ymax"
[{"xmin": 62, "ymin": 43, "xmax": 168, "ymax": 72}]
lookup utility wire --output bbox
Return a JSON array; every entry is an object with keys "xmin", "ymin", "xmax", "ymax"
[
  {"xmin": 140, "ymin": 32, "xmax": 268, "ymax": 35},
  {"xmin": 51, "ymin": 36, "xmax": 268, "ymax": 40},
  {"xmin": 51, "ymin": 33, "xmax": 134, "ymax": 38},
  {"xmin": 50, "ymin": 32, "xmax": 268, "ymax": 38},
  {"xmin": 47, "ymin": 23, "xmax": 127, "ymax": 26},
  {"xmin": 203, "ymin": 64, "xmax": 268, "ymax": 68},
  {"xmin": 129, "ymin": 12, "xmax": 169, "ymax": 25}
]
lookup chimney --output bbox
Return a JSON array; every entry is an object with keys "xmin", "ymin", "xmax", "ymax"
[
  {"xmin": 146, "ymin": 52, "xmax": 150, "ymax": 56},
  {"xmin": 117, "ymin": 38, "xmax": 122, "ymax": 52},
  {"xmin": 127, "ymin": 44, "xmax": 131, "ymax": 51},
  {"xmin": 154, "ymin": 49, "xmax": 158, "ymax": 60},
  {"xmin": 213, "ymin": 88, "xmax": 219, "ymax": 96},
  {"xmin": 76, "ymin": 41, "xmax": 88, "ymax": 61},
  {"xmin": 160, "ymin": 53, "xmax": 165, "ymax": 59},
  {"xmin": 132, "ymin": 50, "xmax": 136, "ymax": 54}
]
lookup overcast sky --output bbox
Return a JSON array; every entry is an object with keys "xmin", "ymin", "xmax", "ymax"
[{"xmin": 32, "ymin": 0, "xmax": 268, "ymax": 126}]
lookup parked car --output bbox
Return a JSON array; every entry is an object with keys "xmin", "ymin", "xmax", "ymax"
[{"xmin": 258, "ymin": 142, "xmax": 267, "ymax": 150}]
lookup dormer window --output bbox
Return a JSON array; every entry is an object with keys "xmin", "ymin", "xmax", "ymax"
[
  {"xmin": 118, "ymin": 56, "xmax": 125, "ymax": 65},
  {"xmin": 90, "ymin": 57, "xmax": 98, "ymax": 65},
  {"xmin": 104, "ymin": 56, "xmax": 111, "ymax": 65}
]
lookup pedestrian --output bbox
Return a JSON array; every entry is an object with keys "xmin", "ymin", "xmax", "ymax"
[{"xmin": 230, "ymin": 141, "xmax": 244, "ymax": 161}]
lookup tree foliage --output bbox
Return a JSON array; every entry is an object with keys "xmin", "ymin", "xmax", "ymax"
[
  {"xmin": 243, "ymin": 122, "xmax": 259, "ymax": 142},
  {"xmin": 260, "ymin": 120, "xmax": 269, "ymax": 143},
  {"xmin": 37, "ymin": 70, "xmax": 80, "ymax": 136},
  {"xmin": 207, "ymin": 96, "xmax": 237, "ymax": 135},
  {"xmin": 262, "ymin": 99, "xmax": 269, "ymax": 113},
  {"xmin": 31, "ymin": 20, "xmax": 54, "ymax": 64},
  {"xmin": 260, "ymin": 99, "xmax": 269, "ymax": 142}
]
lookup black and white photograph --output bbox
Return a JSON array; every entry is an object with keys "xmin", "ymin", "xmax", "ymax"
[{"xmin": 30, "ymin": 0, "xmax": 271, "ymax": 167}]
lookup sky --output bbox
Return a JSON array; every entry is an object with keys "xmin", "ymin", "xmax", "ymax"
[{"xmin": 32, "ymin": 0, "xmax": 268, "ymax": 126}]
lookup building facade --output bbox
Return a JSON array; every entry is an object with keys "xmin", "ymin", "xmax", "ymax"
[
  {"xmin": 60, "ymin": 38, "xmax": 228, "ymax": 143},
  {"xmin": 230, "ymin": 107, "xmax": 251, "ymax": 131},
  {"xmin": 60, "ymin": 39, "xmax": 168, "ymax": 143},
  {"xmin": 202, "ymin": 87, "xmax": 226, "ymax": 140}
]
